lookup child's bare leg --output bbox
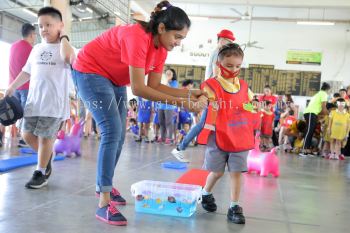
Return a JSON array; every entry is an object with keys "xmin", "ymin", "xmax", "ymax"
[
  {"xmin": 330, "ymin": 139, "xmax": 335, "ymax": 155},
  {"xmin": 201, "ymin": 171, "xmax": 224, "ymax": 212},
  {"xmin": 138, "ymin": 123, "xmax": 143, "ymax": 138},
  {"xmin": 23, "ymin": 132, "xmax": 39, "ymax": 151},
  {"xmin": 229, "ymin": 172, "xmax": 242, "ymax": 202},
  {"xmin": 322, "ymin": 141, "xmax": 330, "ymax": 156},
  {"xmin": 278, "ymin": 127, "xmax": 284, "ymax": 145},
  {"xmin": 24, "ymin": 134, "xmax": 54, "ymax": 189},
  {"xmin": 154, "ymin": 124, "xmax": 159, "ymax": 138},
  {"xmin": 144, "ymin": 123, "xmax": 150, "ymax": 138},
  {"xmin": 227, "ymin": 171, "xmax": 245, "ymax": 224},
  {"xmin": 335, "ymin": 140, "xmax": 341, "ymax": 158},
  {"xmin": 84, "ymin": 112, "xmax": 92, "ymax": 136},
  {"xmin": 38, "ymin": 137, "xmax": 55, "ymax": 169},
  {"xmin": 203, "ymin": 172, "xmax": 224, "ymax": 193},
  {"xmin": 268, "ymin": 137, "xmax": 273, "ymax": 149}
]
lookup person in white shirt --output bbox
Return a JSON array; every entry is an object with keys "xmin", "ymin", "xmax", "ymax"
[
  {"xmin": 171, "ymin": 29, "xmax": 236, "ymax": 162},
  {"xmin": 205, "ymin": 29, "xmax": 236, "ymax": 79},
  {"xmin": 6, "ymin": 6, "xmax": 75, "ymax": 189}
]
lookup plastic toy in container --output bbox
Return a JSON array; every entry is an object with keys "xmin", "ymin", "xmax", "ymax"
[{"xmin": 131, "ymin": 180, "xmax": 202, "ymax": 217}]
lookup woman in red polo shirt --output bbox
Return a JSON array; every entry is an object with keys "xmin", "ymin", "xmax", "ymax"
[{"xmin": 72, "ymin": 1, "xmax": 207, "ymax": 226}]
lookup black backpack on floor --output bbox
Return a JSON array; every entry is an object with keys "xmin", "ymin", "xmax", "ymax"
[{"xmin": 0, "ymin": 96, "xmax": 23, "ymax": 126}]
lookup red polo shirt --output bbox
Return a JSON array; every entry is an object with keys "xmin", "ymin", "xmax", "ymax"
[
  {"xmin": 258, "ymin": 94, "xmax": 277, "ymax": 105},
  {"xmin": 9, "ymin": 40, "xmax": 32, "ymax": 90},
  {"xmin": 73, "ymin": 23, "xmax": 168, "ymax": 86}
]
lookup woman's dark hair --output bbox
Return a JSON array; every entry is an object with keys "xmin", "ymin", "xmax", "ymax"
[
  {"xmin": 38, "ymin": 7, "xmax": 62, "ymax": 21},
  {"xmin": 288, "ymin": 109, "xmax": 295, "ymax": 116},
  {"xmin": 321, "ymin": 82, "xmax": 331, "ymax": 91},
  {"xmin": 21, "ymin": 23, "xmax": 35, "ymax": 38},
  {"xmin": 337, "ymin": 98, "xmax": 345, "ymax": 103},
  {"xmin": 166, "ymin": 68, "xmax": 177, "ymax": 81},
  {"xmin": 218, "ymin": 43, "xmax": 244, "ymax": 60},
  {"xmin": 264, "ymin": 85, "xmax": 271, "ymax": 89},
  {"xmin": 339, "ymin": 88, "xmax": 347, "ymax": 93},
  {"xmin": 137, "ymin": 1, "xmax": 191, "ymax": 35}
]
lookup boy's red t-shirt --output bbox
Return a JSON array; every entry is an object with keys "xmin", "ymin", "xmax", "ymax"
[{"xmin": 73, "ymin": 24, "xmax": 168, "ymax": 86}]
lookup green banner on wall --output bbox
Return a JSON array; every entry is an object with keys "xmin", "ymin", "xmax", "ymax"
[{"xmin": 286, "ymin": 50, "xmax": 322, "ymax": 65}]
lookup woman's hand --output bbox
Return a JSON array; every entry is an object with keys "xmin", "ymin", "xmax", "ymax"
[
  {"xmin": 190, "ymin": 89, "xmax": 208, "ymax": 99},
  {"xmin": 185, "ymin": 95, "xmax": 208, "ymax": 113}
]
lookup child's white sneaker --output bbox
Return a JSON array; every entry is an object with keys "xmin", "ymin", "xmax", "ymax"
[{"xmin": 171, "ymin": 148, "xmax": 189, "ymax": 163}]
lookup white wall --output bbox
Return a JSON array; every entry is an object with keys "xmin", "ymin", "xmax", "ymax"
[{"xmin": 165, "ymin": 19, "xmax": 350, "ymax": 112}]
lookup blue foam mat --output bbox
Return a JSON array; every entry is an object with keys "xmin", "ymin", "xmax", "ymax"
[
  {"xmin": 19, "ymin": 148, "xmax": 37, "ymax": 154},
  {"xmin": 161, "ymin": 161, "xmax": 188, "ymax": 170},
  {"xmin": 0, "ymin": 155, "xmax": 65, "ymax": 172}
]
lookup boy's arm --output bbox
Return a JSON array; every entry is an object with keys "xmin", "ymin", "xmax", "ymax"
[
  {"xmin": 60, "ymin": 30, "xmax": 75, "ymax": 65},
  {"xmin": 5, "ymin": 71, "xmax": 30, "ymax": 96}
]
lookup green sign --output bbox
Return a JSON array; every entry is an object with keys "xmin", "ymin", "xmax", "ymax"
[{"xmin": 286, "ymin": 50, "xmax": 322, "ymax": 65}]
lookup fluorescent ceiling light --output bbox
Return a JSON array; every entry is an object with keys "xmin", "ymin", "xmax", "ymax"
[
  {"xmin": 86, "ymin": 7, "xmax": 93, "ymax": 13},
  {"xmin": 189, "ymin": 16, "xmax": 209, "ymax": 21},
  {"xmin": 114, "ymin": 11, "xmax": 121, "ymax": 16},
  {"xmin": 22, "ymin": 9, "xmax": 37, "ymax": 17},
  {"xmin": 297, "ymin": 21, "xmax": 335, "ymax": 26}
]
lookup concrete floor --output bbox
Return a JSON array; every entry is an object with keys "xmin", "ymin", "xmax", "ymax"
[{"xmin": 0, "ymin": 134, "xmax": 350, "ymax": 233}]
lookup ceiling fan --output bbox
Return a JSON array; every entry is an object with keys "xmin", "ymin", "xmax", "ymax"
[
  {"xmin": 230, "ymin": 6, "xmax": 251, "ymax": 23},
  {"xmin": 240, "ymin": 7, "xmax": 264, "ymax": 49}
]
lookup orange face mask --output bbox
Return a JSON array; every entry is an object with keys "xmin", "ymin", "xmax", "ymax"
[{"xmin": 218, "ymin": 63, "xmax": 240, "ymax": 79}]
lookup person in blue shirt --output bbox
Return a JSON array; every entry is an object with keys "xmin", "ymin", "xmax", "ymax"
[
  {"xmin": 274, "ymin": 94, "xmax": 286, "ymax": 128},
  {"xmin": 135, "ymin": 97, "xmax": 153, "ymax": 142},
  {"xmin": 157, "ymin": 68, "xmax": 178, "ymax": 145},
  {"xmin": 151, "ymin": 101, "xmax": 160, "ymax": 142}
]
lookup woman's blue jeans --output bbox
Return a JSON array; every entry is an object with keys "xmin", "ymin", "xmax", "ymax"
[
  {"xmin": 72, "ymin": 70, "xmax": 127, "ymax": 193},
  {"xmin": 178, "ymin": 108, "xmax": 207, "ymax": 151}
]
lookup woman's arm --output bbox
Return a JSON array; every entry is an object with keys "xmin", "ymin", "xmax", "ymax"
[
  {"xmin": 147, "ymin": 71, "xmax": 206, "ymax": 99},
  {"xmin": 130, "ymin": 67, "xmax": 206, "ymax": 112}
]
